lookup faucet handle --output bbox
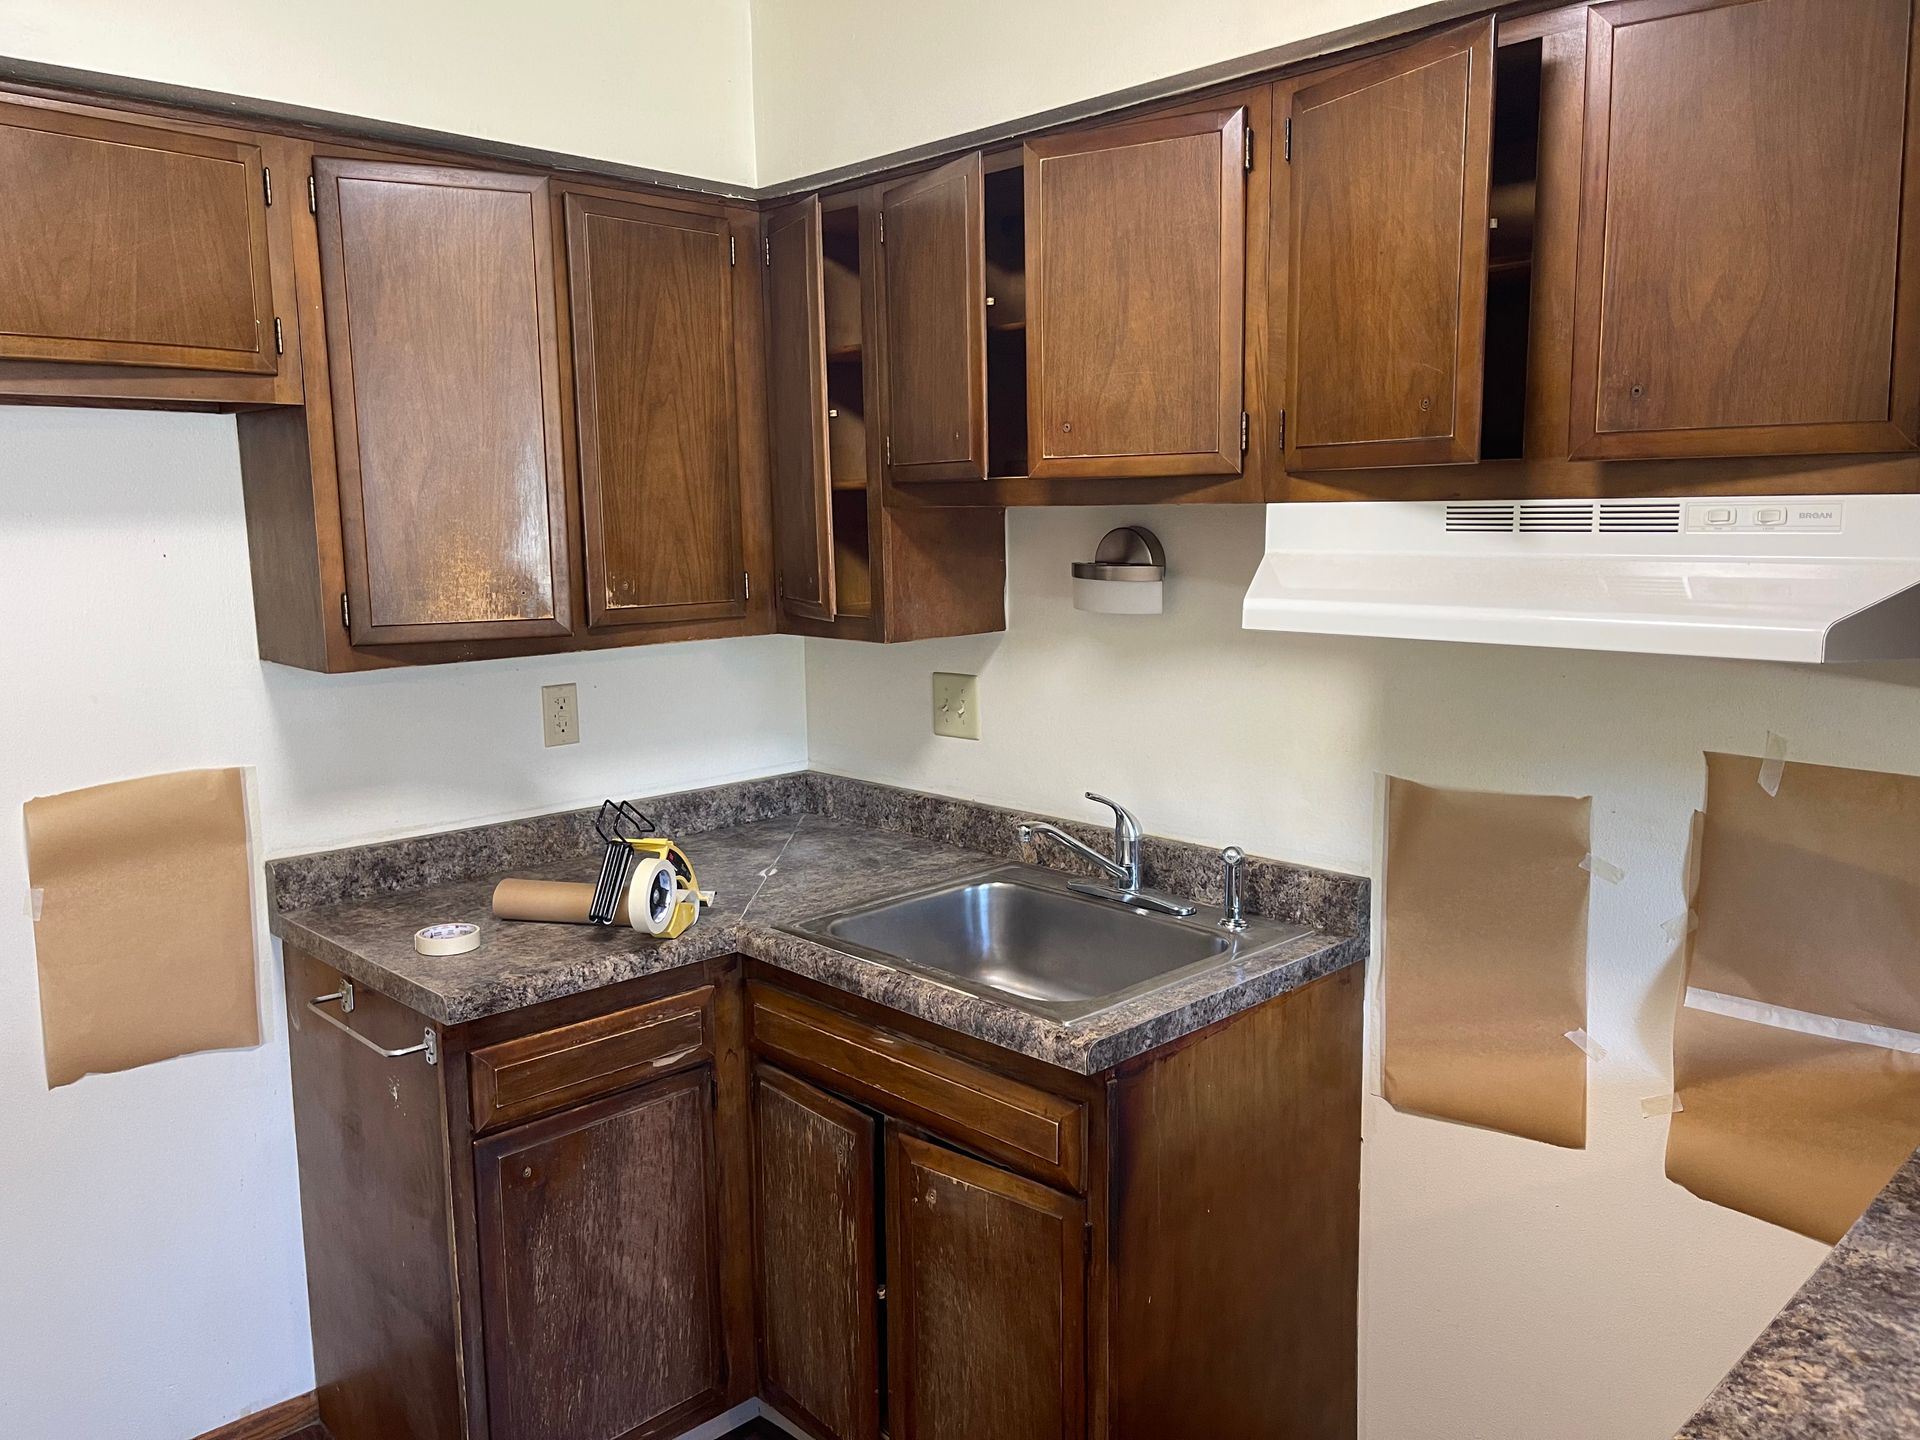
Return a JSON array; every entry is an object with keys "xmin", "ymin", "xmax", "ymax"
[
  {"xmin": 1085, "ymin": 791, "xmax": 1140, "ymax": 839},
  {"xmin": 1220, "ymin": 846, "xmax": 1247, "ymax": 932}
]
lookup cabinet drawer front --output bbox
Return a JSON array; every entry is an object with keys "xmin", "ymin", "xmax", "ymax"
[
  {"xmin": 470, "ymin": 986, "xmax": 712, "ymax": 1133},
  {"xmin": 748, "ymin": 985, "xmax": 1085, "ymax": 1191}
]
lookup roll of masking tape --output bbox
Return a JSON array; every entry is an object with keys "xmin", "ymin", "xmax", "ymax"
[
  {"xmin": 414, "ymin": 921, "xmax": 482, "ymax": 957},
  {"xmin": 628, "ymin": 856, "xmax": 679, "ymax": 937}
]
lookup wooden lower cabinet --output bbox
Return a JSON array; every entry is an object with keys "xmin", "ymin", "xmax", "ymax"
[
  {"xmin": 286, "ymin": 950, "xmax": 1360, "ymax": 1440},
  {"xmin": 475, "ymin": 1073, "xmax": 727, "ymax": 1440}
]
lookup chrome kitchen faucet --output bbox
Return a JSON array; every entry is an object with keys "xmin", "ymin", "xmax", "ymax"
[{"xmin": 1017, "ymin": 792, "xmax": 1197, "ymax": 917}]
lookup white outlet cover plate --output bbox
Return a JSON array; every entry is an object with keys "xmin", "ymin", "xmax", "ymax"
[
  {"xmin": 931, "ymin": 672, "xmax": 980, "ymax": 740},
  {"xmin": 542, "ymin": 682, "xmax": 580, "ymax": 747}
]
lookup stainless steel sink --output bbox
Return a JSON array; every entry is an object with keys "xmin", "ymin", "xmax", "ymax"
[{"xmin": 784, "ymin": 863, "xmax": 1311, "ymax": 1024}]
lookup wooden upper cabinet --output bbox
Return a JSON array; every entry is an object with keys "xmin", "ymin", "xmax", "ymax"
[
  {"xmin": 765, "ymin": 196, "xmax": 837, "ymax": 622},
  {"xmin": 1570, "ymin": 0, "xmax": 1920, "ymax": 459},
  {"xmin": 885, "ymin": 1127, "xmax": 1086, "ymax": 1440},
  {"xmin": 313, "ymin": 159, "xmax": 572, "ymax": 644},
  {"xmin": 563, "ymin": 193, "xmax": 747, "ymax": 629},
  {"xmin": 1284, "ymin": 19, "xmax": 1496, "ymax": 470},
  {"xmin": 753, "ymin": 1065, "xmax": 882, "ymax": 1440},
  {"xmin": 475, "ymin": 1071, "xmax": 726, "ymax": 1440},
  {"xmin": 881, "ymin": 154, "xmax": 990, "ymax": 482},
  {"xmin": 0, "ymin": 100, "xmax": 276, "ymax": 374},
  {"xmin": 1024, "ymin": 108, "xmax": 1247, "ymax": 478}
]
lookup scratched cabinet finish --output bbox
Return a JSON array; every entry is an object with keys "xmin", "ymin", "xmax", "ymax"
[
  {"xmin": 0, "ymin": 99, "xmax": 277, "ymax": 374},
  {"xmin": 563, "ymin": 193, "xmax": 748, "ymax": 629},
  {"xmin": 313, "ymin": 159, "xmax": 572, "ymax": 645},
  {"xmin": 1024, "ymin": 108, "xmax": 1247, "ymax": 478},
  {"xmin": 1284, "ymin": 19, "xmax": 1496, "ymax": 470},
  {"xmin": 1569, "ymin": 0, "xmax": 1920, "ymax": 459},
  {"xmin": 475, "ymin": 1070, "xmax": 726, "ymax": 1440},
  {"xmin": 753, "ymin": 1065, "xmax": 882, "ymax": 1440},
  {"xmin": 881, "ymin": 154, "xmax": 990, "ymax": 482},
  {"xmin": 884, "ymin": 1127, "xmax": 1086, "ymax": 1440}
]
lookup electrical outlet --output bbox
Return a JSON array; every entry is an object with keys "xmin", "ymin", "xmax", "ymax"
[
  {"xmin": 931, "ymin": 672, "xmax": 980, "ymax": 740},
  {"xmin": 541, "ymin": 683, "xmax": 580, "ymax": 747}
]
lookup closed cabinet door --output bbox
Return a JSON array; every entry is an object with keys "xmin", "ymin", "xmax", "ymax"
[
  {"xmin": 564, "ymin": 193, "xmax": 748, "ymax": 629},
  {"xmin": 1569, "ymin": 0, "xmax": 1920, "ymax": 459},
  {"xmin": 752, "ymin": 1065, "xmax": 882, "ymax": 1440},
  {"xmin": 1024, "ymin": 108, "xmax": 1247, "ymax": 478},
  {"xmin": 881, "ymin": 154, "xmax": 990, "ymax": 482},
  {"xmin": 0, "ymin": 100, "xmax": 277, "ymax": 374},
  {"xmin": 1284, "ymin": 19, "xmax": 1496, "ymax": 470},
  {"xmin": 476, "ymin": 1070, "xmax": 726, "ymax": 1440},
  {"xmin": 313, "ymin": 159, "xmax": 572, "ymax": 645},
  {"xmin": 885, "ymin": 1126, "xmax": 1086, "ymax": 1440},
  {"xmin": 765, "ymin": 196, "xmax": 837, "ymax": 621}
]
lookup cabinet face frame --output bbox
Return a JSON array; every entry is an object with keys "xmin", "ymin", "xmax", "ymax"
[
  {"xmin": 1568, "ymin": 0, "xmax": 1920, "ymax": 460},
  {"xmin": 879, "ymin": 152, "xmax": 991, "ymax": 483},
  {"xmin": 561, "ymin": 191, "xmax": 749, "ymax": 630},
  {"xmin": 313, "ymin": 158, "xmax": 574, "ymax": 646},
  {"xmin": 1282, "ymin": 17, "xmax": 1497, "ymax": 471},
  {"xmin": 751, "ymin": 1063, "xmax": 883, "ymax": 1440},
  {"xmin": 764, "ymin": 195, "xmax": 839, "ymax": 622},
  {"xmin": 0, "ymin": 98, "xmax": 279, "ymax": 375},
  {"xmin": 1023, "ymin": 107, "xmax": 1248, "ymax": 479},
  {"xmin": 473, "ymin": 1067, "xmax": 728, "ymax": 1440}
]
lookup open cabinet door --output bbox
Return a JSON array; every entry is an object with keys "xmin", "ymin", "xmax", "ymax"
[
  {"xmin": 765, "ymin": 196, "xmax": 837, "ymax": 622},
  {"xmin": 880, "ymin": 153, "xmax": 990, "ymax": 483},
  {"xmin": 1024, "ymin": 107, "xmax": 1247, "ymax": 478},
  {"xmin": 1284, "ymin": 18, "xmax": 1496, "ymax": 470}
]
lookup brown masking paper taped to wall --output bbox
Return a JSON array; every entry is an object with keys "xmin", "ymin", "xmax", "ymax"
[
  {"xmin": 1666, "ymin": 1005, "xmax": 1920, "ymax": 1243},
  {"xmin": 24, "ymin": 768, "xmax": 259, "ymax": 1087},
  {"xmin": 1692, "ymin": 752, "xmax": 1920, "ymax": 1034},
  {"xmin": 1382, "ymin": 778, "xmax": 1592, "ymax": 1149}
]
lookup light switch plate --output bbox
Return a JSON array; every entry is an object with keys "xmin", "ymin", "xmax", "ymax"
[
  {"xmin": 932, "ymin": 672, "xmax": 980, "ymax": 740},
  {"xmin": 542, "ymin": 683, "xmax": 580, "ymax": 747}
]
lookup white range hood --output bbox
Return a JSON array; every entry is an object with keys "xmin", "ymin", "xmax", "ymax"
[{"xmin": 1242, "ymin": 496, "xmax": 1920, "ymax": 663}]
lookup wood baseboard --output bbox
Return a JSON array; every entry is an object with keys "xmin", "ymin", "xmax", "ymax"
[{"xmin": 188, "ymin": 1393, "xmax": 321, "ymax": 1440}]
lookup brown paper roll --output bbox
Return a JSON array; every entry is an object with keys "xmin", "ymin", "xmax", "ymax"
[{"xmin": 492, "ymin": 877, "xmax": 632, "ymax": 927}]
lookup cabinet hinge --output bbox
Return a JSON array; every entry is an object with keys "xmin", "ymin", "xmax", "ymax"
[
  {"xmin": 1244, "ymin": 128, "xmax": 1254, "ymax": 171},
  {"xmin": 1284, "ymin": 117, "xmax": 1293, "ymax": 163},
  {"xmin": 273, "ymin": 316, "xmax": 284, "ymax": 356},
  {"xmin": 1277, "ymin": 409, "xmax": 1287, "ymax": 451},
  {"xmin": 885, "ymin": 435, "xmax": 892, "ymax": 466},
  {"xmin": 763, "ymin": 236, "xmax": 772, "ymax": 267},
  {"xmin": 743, "ymin": 570, "xmax": 751, "ymax": 601},
  {"xmin": 262, "ymin": 165, "xmax": 273, "ymax": 206},
  {"xmin": 308, "ymin": 173, "xmax": 319, "ymax": 213},
  {"xmin": 878, "ymin": 211, "xmax": 886, "ymax": 245},
  {"xmin": 728, "ymin": 234, "xmax": 737, "ymax": 267},
  {"xmin": 1240, "ymin": 411, "xmax": 1249, "ymax": 453},
  {"xmin": 340, "ymin": 592, "xmax": 350, "ymax": 631}
]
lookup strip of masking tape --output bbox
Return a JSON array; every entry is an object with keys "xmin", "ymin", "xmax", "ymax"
[
  {"xmin": 1565, "ymin": 1028, "xmax": 1607, "ymax": 1062},
  {"xmin": 1662, "ymin": 910, "xmax": 1697, "ymax": 943},
  {"xmin": 1581, "ymin": 853, "xmax": 1626, "ymax": 885},
  {"xmin": 1684, "ymin": 986, "xmax": 1920, "ymax": 1055},
  {"xmin": 27, "ymin": 887, "xmax": 43, "ymax": 922},
  {"xmin": 1758, "ymin": 731, "xmax": 1789, "ymax": 797},
  {"xmin": 1642, "ymin": 1093, "xmax": 1685, "ymax": 1118}
]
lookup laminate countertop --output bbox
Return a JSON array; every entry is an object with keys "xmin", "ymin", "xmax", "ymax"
[
  {"xmin": 267, "ymin": 772, "xmax": 1369, "ymax": 1075},
  {"xmin": 1678, "ymin": 1147, "xmax": 1920, "ymax": 1439}
]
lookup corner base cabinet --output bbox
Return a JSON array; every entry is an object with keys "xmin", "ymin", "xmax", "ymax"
[{"xmin": 285, "ymin": 949, "xmax": 1361, "ymax": 1440}]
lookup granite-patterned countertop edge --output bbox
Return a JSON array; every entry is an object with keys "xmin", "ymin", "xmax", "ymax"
[
  {"xmin": 1677, "ymin": 1148, "xmax": 1920, "ymax": 1439},
  {"xmin": 272, "ymin": 812, "xmax": 1366, "ymax": 1075}
]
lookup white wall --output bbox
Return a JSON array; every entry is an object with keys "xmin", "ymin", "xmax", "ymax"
[
  {"xmin": 0, "ymin": 0, "xmax": 759, "ymax": 183},
  {"xmin": 0, "ymin": 418, "xmax": 805, "ymax": 1438},
  {"xmin": 749, "ymin": 0, "xmax": 1410, "ymax": 181},
  {"xmin": 804, "ymin": 505, "xmax": 1904, "ymax": 1439}
]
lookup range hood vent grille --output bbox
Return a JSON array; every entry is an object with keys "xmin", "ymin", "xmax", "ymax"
[{"xmin": 1444, "ymin": 500, "xmax": 1683, "ymax": 535}]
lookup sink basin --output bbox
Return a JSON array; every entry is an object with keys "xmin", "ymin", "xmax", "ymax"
[{"xmin": 785, "ymin": 863, "xmax": 1311, "ymax": 1024}]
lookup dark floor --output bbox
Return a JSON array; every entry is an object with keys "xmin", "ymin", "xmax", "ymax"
[{"xmin": 720, "ymin": 1423, "xmax": 786, "ymax": 1439}]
